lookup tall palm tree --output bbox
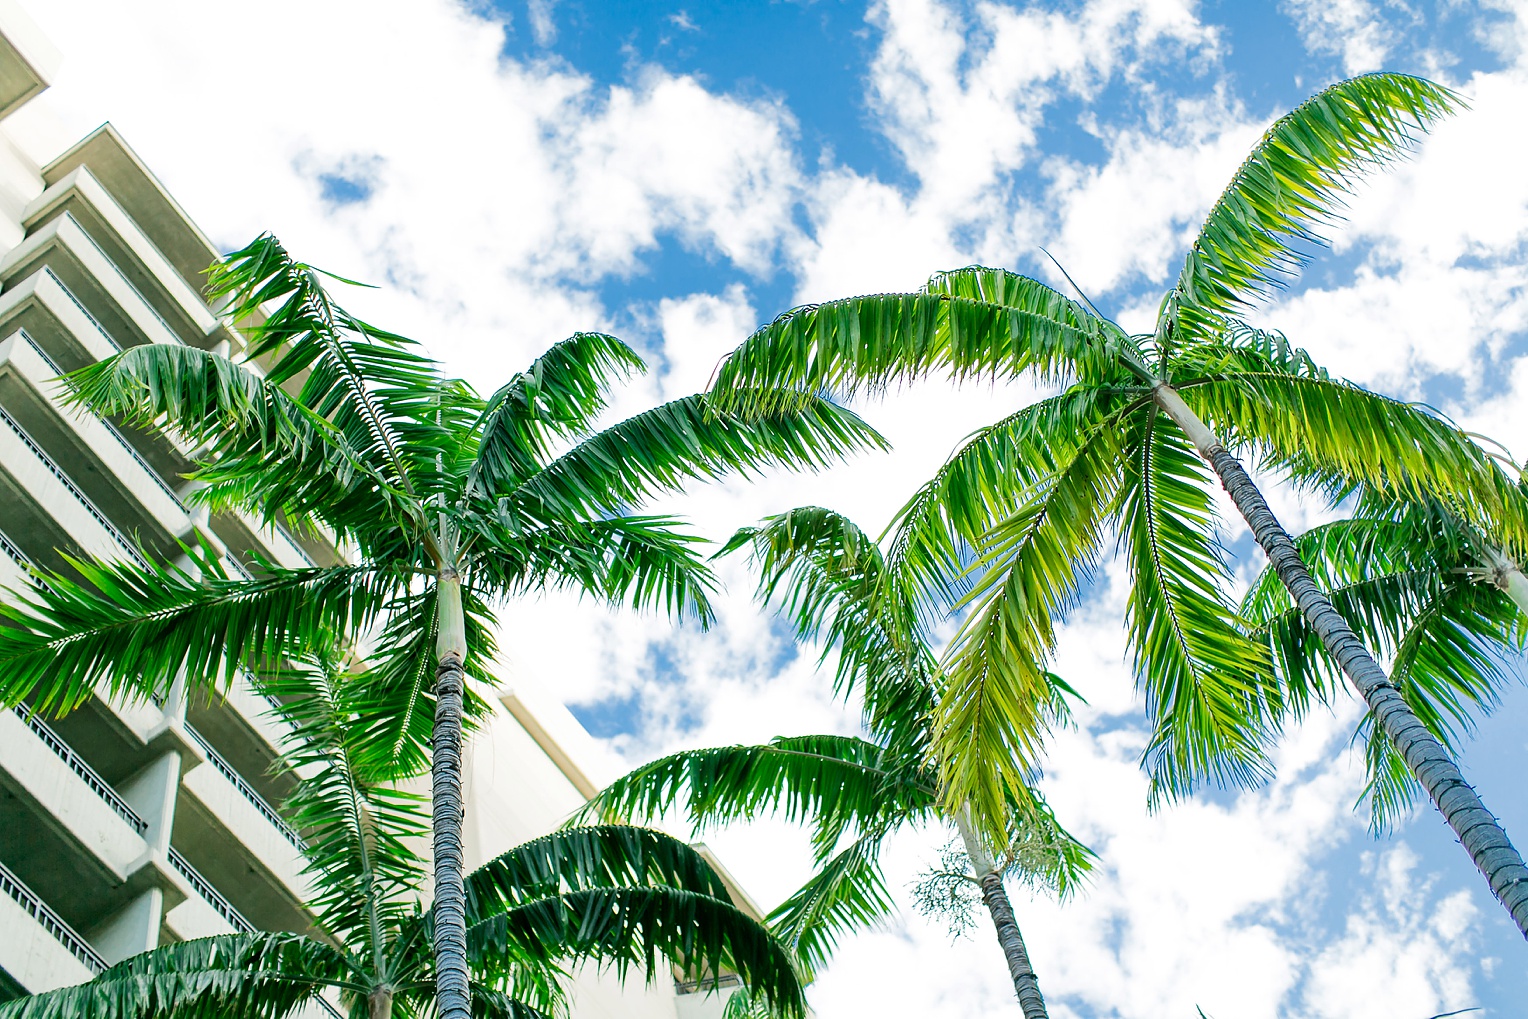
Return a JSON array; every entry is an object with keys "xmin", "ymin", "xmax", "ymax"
[
  {"xmin": 1242, "ymin": 480, "xmax": 1528, "ymax": 831},
  {"xmin": 702, "ymin": 74, "xmax": 1528, "ymax": 935},
  {"xmin": 0, "ymin": 648, "xmax": 807, "ymax": 1019},
  {"xmin": 579, "ymin": 507, "xmax": 1092, "ymax": 1018},
  {"xmin": 0, "ymin": 236, "xmax": 883, "ymax": 1018}
]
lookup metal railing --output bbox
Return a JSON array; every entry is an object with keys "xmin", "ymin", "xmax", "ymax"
[
  {"xmin": 0, "ymin": 527, "xmax": 28, "ymax": 567},
  {"xmin": 273, "ymin": 521, "xmax": 318, "ymax": 567},
  {"xmin": 0, "ymin": 404, "xmax": 150, "ymax": 568},
  {"xmin": 64, "ymin": 212, "xmax": 180, "ymax": 342},
  {"xmin": 0, "ymin": 858, "xmax": 106, "ymax": 973},
  {"xmin": 42, "ymin": 266, "xmax": 120, "ymax": 351},
  {"xmin": 12, "ymin": 706, "xmax": 148, "ymax": 835},
  {"xmin": 184, "ymin": 723, "xmax": 304, "ymax": 848},
  {"xmin": 674, "ymin": 974, "xmax": 742, "ymax": 995},
  {"xmin": 18, "ymin": 328, "xmax": 188, "ymax": 512},
  {"xmin": 168, "ymin": 847, "xmax": 255, "ymax": 934}
]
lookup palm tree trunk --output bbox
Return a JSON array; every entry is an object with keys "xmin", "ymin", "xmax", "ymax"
[
  {"xmin": 369, "ymin": 988, "xmax": 394, "ymax": 1019},
  {"xmin": 433, "ymin": 572, "xmax": 471, "ymax": 1019},
  {"xmin": 1481, "ymin": 543, "xmax": 1528, "ymax": 617},
  {"xmin": 1154, "ymin": 382, "xmax": 1528, "ymax": 937},
  {"xmin": 955, "ymin": 811, "xmax": 1049, "ymax": 1017}
]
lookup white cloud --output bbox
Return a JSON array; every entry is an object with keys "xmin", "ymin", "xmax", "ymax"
[{"xmin": 1281, "ymin": 0, "xmax": 1401, "ymax": 75}]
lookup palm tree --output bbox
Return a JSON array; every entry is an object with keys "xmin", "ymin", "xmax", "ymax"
[
  {"xmin": 0, "ymin": 648, "xmax": 807, "ymax": 1019},
  {"xmin": 1242, "ymin": 480, "xmax": 1528, "ymax": 831},
  {"xmin": 579, "ymin": 507, "xmax": 1092, "ymax": 1018},
  {"xmin": 0, "ymin": 236, "xmax": 883, "ymax": 1018},
  {"xmin": 702, "ymin": 74, "xmax": 1528, "ymax": 935}
]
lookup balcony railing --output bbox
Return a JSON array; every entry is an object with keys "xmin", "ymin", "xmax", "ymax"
[
  {"xmin": 66, "ymin": 211, "xmax": 179, "ymax": 341},
  {"xmin": 184, "ymin": 723, "xmax": 304, "ymax": 849},
  {"xmin": 0, "ymin": 403, "xmax": 149, "ymax": 568},
  {"xmin": 0, "ymin": 858, "xmax": 106, "ymax": 974},
  {"xmin": 13, "ymin": 706, "xmax": 147, "ymax": 835},
  {"xmin": 0, "ymin": 527, "xmax": 28, "ymax": 567},
  {"xmin": 17, "ymin": 328, "xmax": 189, "ymax": 516},
  {"xmin": 42, "ymin": 266, "xmax": 120, "ymax": 351},
  {"xmin": 168, "ymin": 846, "xmax": 255, "ymax": 934}
]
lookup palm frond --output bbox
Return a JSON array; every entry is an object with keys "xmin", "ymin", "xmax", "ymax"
[
  {"xmin": 709, "ymin": 270, "xmax": 1117, "ymax": 415},
  {"xmin": 0, "ymin": 933, "xmax": 354, "ymax": 1019},
  {"xmin": 765, "ymin": 834, "xmax": 893, "ymax": 975},
  {"xmin": 577, "ymin": 737, "xmax": 934, "ymax": 862},
  {"xmin": 464, "ymin": 827, "xmax": 806, "ymax": 1019},
  {"xmin": 469, "ymin": 333, "xmax": 646, "ymax": 496},
  {"xmin": 1179, "ymin": 351, "xmax": 1511, "ymax": 530},
  {"xmin": 882, "ymin": 386, "xmax": 1124, "ymax": 626},
  {"xmin": 0, "ymin": 551, "xmax": 398, "ymax": 714},
  {"xmin": 209, "ymin": 234, "xmax": 466, "ymax": 523},
  {"xmin": 934, "ymin": 418, "xmax": 1120, "ymax": 838},
  {"xmin": 258, "ymin": 651, "xmax": 432, "ymax": 948},
  {"xmin": 475, "ymin": 513, "xmax": 718, "ymax": 626},
  {"xmin": 501, "ymin": 393, "xmax": 885, "ymax": 523},
  {"xmin": 62, "ymin": 343, "xmax": 398, "ymax": 542},
  {"xmin": 1118, "ymin": 409, "xmax": 1276, "ymax": 802},
  {"xmin": 721, "ymin": 506, "xmax": 937, "ymax": 747},
  {"xmin": 1172, "ymin": 73, "xmax": 1459, "ymax": 334}
]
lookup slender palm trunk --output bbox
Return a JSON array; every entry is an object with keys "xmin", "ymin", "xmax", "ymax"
[
  {"xmin": 433, "ymin": 572, "xmax": 471, "ymax": 1019},
  {"xmin": 1154, "ymin": 382, "xmax": 1528, "ymax": 937},
  {"xmin": 369, "ymin": 988, "xmax": 394, "ymax": 1019},
  {"xmin": 955, "ymin": 811, "xmax": 1049, "ymax": 1018}
]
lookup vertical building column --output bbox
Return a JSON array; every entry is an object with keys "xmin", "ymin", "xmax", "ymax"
[
  {"xmin": 120, "ymin": 749, "xmax": 181, "ymax": 854},
  {"xmin": 88, "ymin": 887, "xmax": 163, "ymax": 966}
]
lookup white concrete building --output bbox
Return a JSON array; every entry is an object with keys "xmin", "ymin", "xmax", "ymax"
[{"xmin": 0, "ymin": 5, "xmax": 750, "ymax": 1017}]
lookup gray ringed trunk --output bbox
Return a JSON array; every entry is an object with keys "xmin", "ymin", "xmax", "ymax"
[
  {"xmin": 956, "ymin": 812, "xmax": 1049, "ymax": 1017},
  {"xmin": 977, "ymin": 873, "xmax": 1049, "ymax": 1019},
  {"xmin": 432, "ymin": 653, "xmax": 471, "ymax": 1018},
  {"xmin": 1152, "ymin": 383, "xmax": 1528, "ymax": 937}
]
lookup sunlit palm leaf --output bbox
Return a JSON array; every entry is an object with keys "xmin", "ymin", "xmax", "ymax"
[
  {"xmin": 1172, "ymin": 73, "xmax": 1459, "ymax": 336},
  {"xmin": 1118, "ymin": 410, "xmax": 1275, "ymax": 801}
]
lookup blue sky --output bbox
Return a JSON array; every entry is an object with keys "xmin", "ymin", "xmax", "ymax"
[{"xmin": 20, "ymin": 0, "xmax": 1528, "ymax": 1015}]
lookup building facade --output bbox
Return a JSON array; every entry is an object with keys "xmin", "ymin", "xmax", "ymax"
[{"xmin": 0, "ymin": 6, "xmax": 746, "ymax": 1017}]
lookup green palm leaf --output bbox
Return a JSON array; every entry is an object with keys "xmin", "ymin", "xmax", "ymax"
[
  {"xmin": 577, "ymin": 737, "xmax": 935, "ymax": 862},
  {"xmin": 710, "ymin": 270, "xmax": 1117, "ymax": 415},
  {"xmin": 501, "ymin": 393, "xmax": 886, "ymax": 523},
  {"xmin": 765, "ymin": 834, "xmax": 894, "ymax": 974},
  {"xmin": 1171, "ymin": 73, "xmax": 1459, "ymax": 335},
  {"xmin": 0, "ymin": 934, "xmax": 354, "ymax": 1019},
  {"xmin": 0, "ymin": 552, "xmax": 397, "ymax": 714},
  {"xmin": 469, "ymin": 332, "xmax": 646, "ymax": 497},
  {"xmin": 1117, "ymin": 409, "xmax": 1275, "ymax": 801},
  {"xmin": 464, "ymin": 828, "xmax": 806, "ymax": 1019}
]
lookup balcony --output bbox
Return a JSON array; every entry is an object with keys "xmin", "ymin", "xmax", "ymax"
[
  {"xmin": 0, "ymin": 390, "xmax": 146, "ymax": 575},
  {"xmin": 162, "ymin": 846, "xmax": 253, "ymax": 941},
  {"xmin": 175, "ymin": 723, "xmax": 313, "ymax": 935},
  {"xmin": 0, "ymin": 211, "xmax": 181, "ymax": 352},
  {"xmin": 0, "ymin": 328, "xmax": 197, "ymax": 556},
  {"xmin": 0, "ymin": 859, "xmax": 101, "ymax": 994},
  {"xmin": 23, "ymin": 165, "xmax": 222, "ymax": 350},
  {"xmin": 41, "ymin": 126, "xmax": 223, "ymax": 318}
]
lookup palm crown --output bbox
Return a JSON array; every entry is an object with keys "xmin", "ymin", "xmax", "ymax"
[
  {"xmin": 0, "ymin": 235, "xmax": 883, "ymax": 1017},
  {"xmin": 0, "ymin": 648, "xmax": 807, "ymax": 1019},
  {"xmin": 580, "ymin": 506, "xmax": 1091, "ymax": 1017},
  {"xmin": 699, "ymin": 73, "xmax": 1528, "ymax": 934}
]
